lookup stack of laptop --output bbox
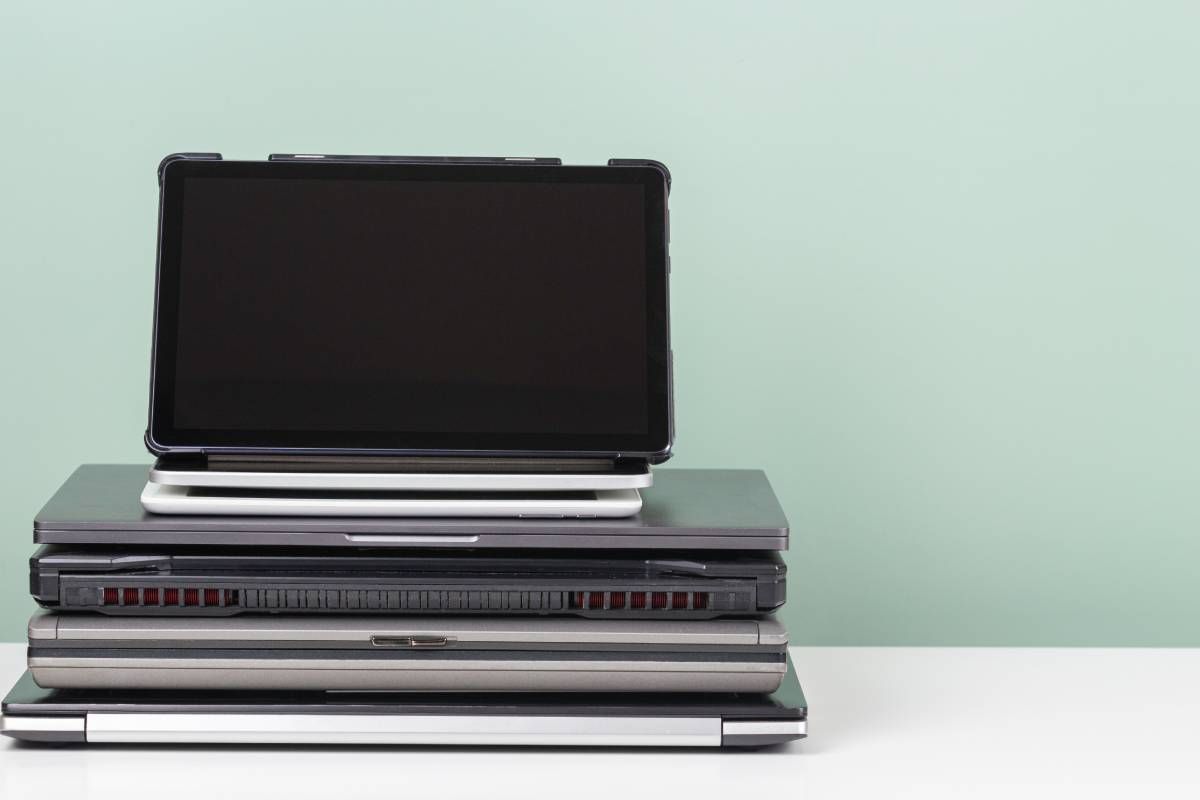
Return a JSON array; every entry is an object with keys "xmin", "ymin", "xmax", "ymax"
[{"xmin": 0, "ymin": 154, "xmax": 806, "ymax": 748}]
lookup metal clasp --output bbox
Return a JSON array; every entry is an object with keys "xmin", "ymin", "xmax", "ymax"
[{"xmin": 370, "ymin": 635, "xmax": 451, "ymax": 648}]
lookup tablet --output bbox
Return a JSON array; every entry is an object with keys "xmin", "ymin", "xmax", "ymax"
[{"xmin": 147, "ymin": 154, "xmax": 672, "ymax": 462}]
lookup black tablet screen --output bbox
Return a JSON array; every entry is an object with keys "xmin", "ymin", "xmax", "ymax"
[{"xmin": 151, "ymin": 160, "xmax": 670, "ymax": 455}]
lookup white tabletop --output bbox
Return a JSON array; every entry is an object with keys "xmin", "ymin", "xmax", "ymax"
[{"xmin": 2, "ymin": 642, "xmax": 1199, "ymax": 798}]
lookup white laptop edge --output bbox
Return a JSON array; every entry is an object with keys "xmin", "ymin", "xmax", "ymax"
[
  {"xmin": 140, "ymin": 482, "xmax": 643, "ymax": 519},
  {"xmin": 148, "ymin": 467, "xmax": 654, "ymax": 492}
]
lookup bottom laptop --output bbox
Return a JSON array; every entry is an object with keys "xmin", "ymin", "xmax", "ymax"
[
  {"xmin": 0, "ymin": 656, "xmax": 806, "ymax": 748},
  {"xmin": 28, "ymin": 612, "xmax": 788, "ymax": 693}
]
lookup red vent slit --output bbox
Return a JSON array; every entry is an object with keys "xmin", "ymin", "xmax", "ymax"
[
  {"xmin": 123, "ymin": 588, "xmax": 138, "ymax": 605},
  {"xmin": 184, "ymin": 588, "xmax": 200, "ymax": 606},
  {"xmin": 609, "ymin": 592, "xmax": 626, "ymax": 609},
  {"xmin": 630, "ymin": 592, "xmax": 646, "ymax": 609},
  {"xmin": 672, "ymin": 592, "xmax": 689, "ymax": 609},
  {"xmin": 204, "ymin": 589, "xmax": 220, "ymax": 606},
  {"xmin": 651, "ymin": 592, "xmax": 668, "ymax": 609},
  {"xmin": 143, "ymin": 588, "xmax": 160, "ymax": 605},
  {"xmin": 164, "ymin": 588, "xmax": 179, "ymax": 605},
  {"xmin": 102, "ymin": 587, "xmax": 118, "ymax": 605},
  {"xmin": 693, "ymin": 592, "xmax": 709, "ymax": 609}
]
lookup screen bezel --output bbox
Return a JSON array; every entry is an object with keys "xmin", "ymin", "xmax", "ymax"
[{"xmin": 147, "ymin": 158, "xmax": 672, "ymax": 460}]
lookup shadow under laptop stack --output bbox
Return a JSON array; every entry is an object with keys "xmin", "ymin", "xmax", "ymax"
[{"xmin": 3, "ymin": 465, "xmax": 805, "ymax": 746}]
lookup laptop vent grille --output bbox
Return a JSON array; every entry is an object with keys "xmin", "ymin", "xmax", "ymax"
[
  {"xmin": 101, "ymin": 587, "xmax": 240, "ymax": 608},
  {"xmin": 568, "ymin": 591, "xmax": 710, "ymax": 611},
  {"xmin": 96, "ymin": 587, "xmax": 715, "ymax": 612}
]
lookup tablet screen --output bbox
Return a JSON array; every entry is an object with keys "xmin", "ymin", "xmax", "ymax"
[{"xmin": 149, "ymin": 159, "xmax": 670, "ymax": 457}]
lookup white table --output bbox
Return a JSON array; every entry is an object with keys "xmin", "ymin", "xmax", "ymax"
[{"xmin": 2, "ymin": 642, "xmax": 1199, "ymax": 799}]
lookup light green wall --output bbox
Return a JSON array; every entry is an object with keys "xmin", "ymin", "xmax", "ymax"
[{"xmin": 2, "ymin": 1, "xmax": 1199, "ymax": 644}]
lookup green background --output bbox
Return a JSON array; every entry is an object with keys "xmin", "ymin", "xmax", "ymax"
[{"xmin": 2, "ymin": 1, "xmax": 1198, "ymax": 644}]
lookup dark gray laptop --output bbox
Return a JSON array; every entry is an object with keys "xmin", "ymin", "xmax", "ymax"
[
  {"xmin": 31, "ymin": 545, "xmax": 786, "ymax": 618},
  {"xmin": 34, "ymin": 465, "xmax": 790, "ymax": 550}
]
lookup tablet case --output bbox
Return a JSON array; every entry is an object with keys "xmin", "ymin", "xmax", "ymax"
[{"xmin": 148, "ymin": 152, "xmax": 673, "ymax": 468}]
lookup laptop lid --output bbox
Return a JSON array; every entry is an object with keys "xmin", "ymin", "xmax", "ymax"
[{"xmin": 33, "ymin": 466, "xmax": 791, "ymax": 551}]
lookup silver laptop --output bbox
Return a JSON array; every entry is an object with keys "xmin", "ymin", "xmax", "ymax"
[
  {"xmin": 28, "ymin": 612, "xmax": 788, "ymax": 693},
  {"xmin": 1, "ymin": 657, "xmax": 807, "ymax": 748}
]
